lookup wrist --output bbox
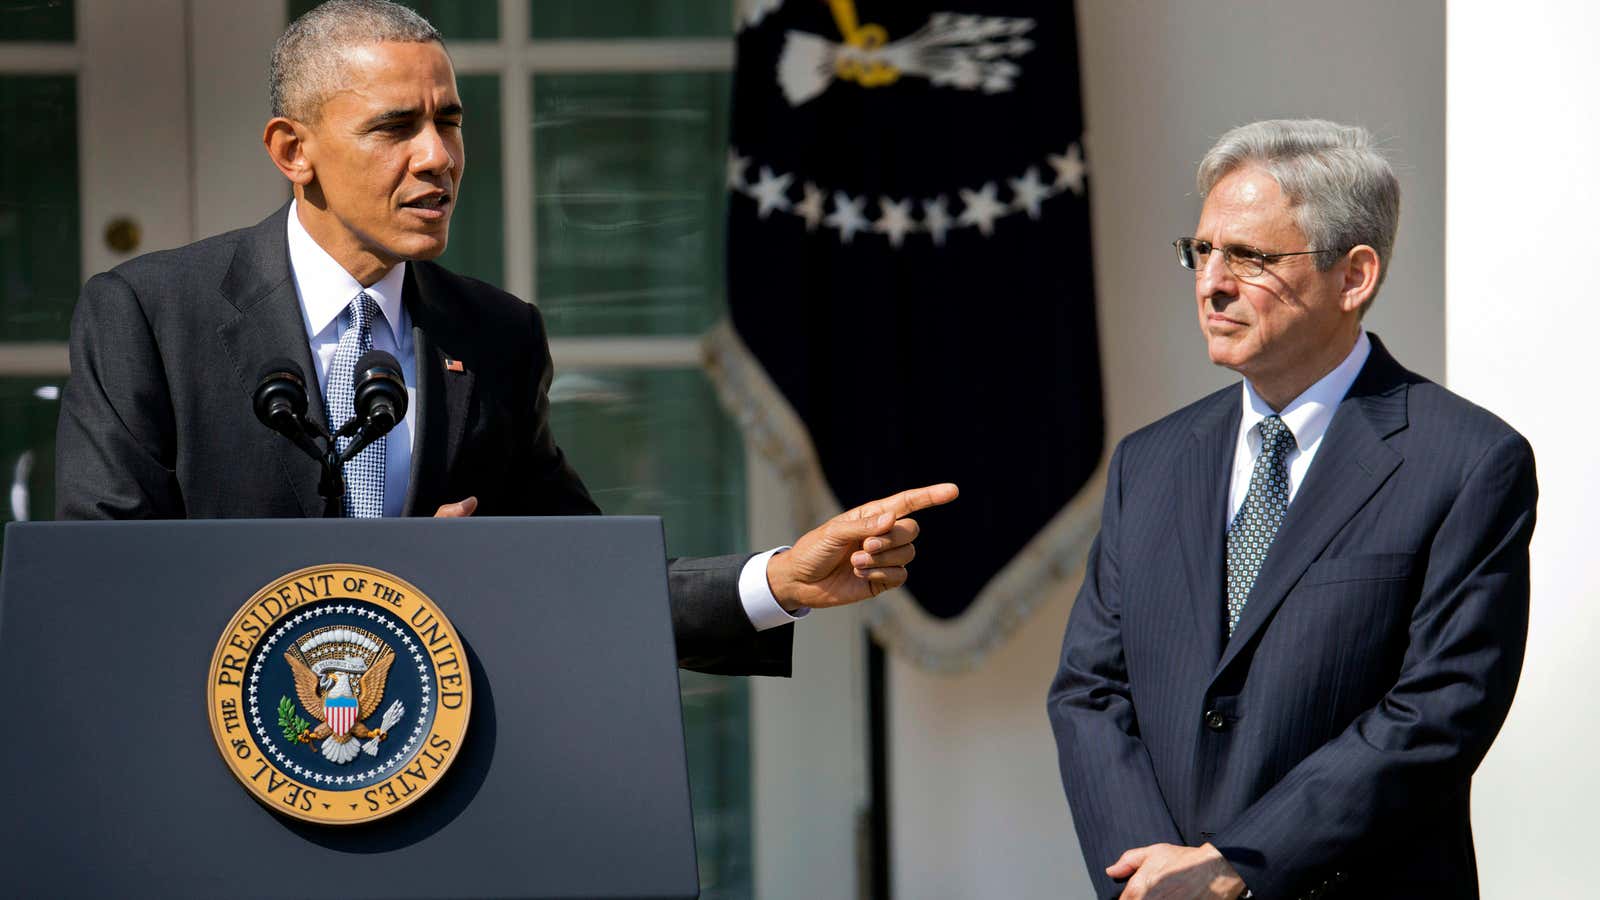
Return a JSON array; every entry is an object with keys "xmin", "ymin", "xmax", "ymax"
[
  {"xmin": 1199, "ymin": 843, "xmax": 1247, "ymax": 898},
  {"xmin": 766, "ymin": 549, "xmax": 801, "ymax": 612}
]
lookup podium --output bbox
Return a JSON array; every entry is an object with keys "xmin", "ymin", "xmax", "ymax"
[{"xmin": 0, "ymin": 517, "xmax": 700, "ymax": 899}]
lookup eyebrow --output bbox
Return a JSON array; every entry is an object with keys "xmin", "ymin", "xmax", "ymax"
[{"xmin": 363, "ymin": 102, "xmax": 465, "ymax": 129}]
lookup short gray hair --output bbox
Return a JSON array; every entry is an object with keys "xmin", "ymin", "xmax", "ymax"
[
  {"xmin": 270, "ymin": 0, "xmax": 444, "ymax": 121},
  {"xmin": 1197, "ymin": 119, "xmax": 1400, "ymax": 302}
]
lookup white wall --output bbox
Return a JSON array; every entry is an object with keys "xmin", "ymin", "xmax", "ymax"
[
  {"xmin": 889, "ymin": 3, "xmax": 1446, "ymax": 897},
  {"xmin": 1448, "ymin": 3, "xmax": 1600, "ymax": 896}
]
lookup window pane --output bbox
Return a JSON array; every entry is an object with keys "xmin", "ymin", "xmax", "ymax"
[
  {"xmin": 0, "ymin": 378, "xmax": 60, "ymax": 562},
  {"xmin": 0, "ymin": 76, "xmax": 79, "ymax": 342},
  {"xmin": 0, "ymin": 0, "xmax": 73, "ymax": 42},
  {"xmin": 548, "ymin": 367, "xmax": 744, "ymax": 556},
  {"xmin": 530, "ymin": 0, "xmax": 730, "ymax": 39},
  {"xmin": 547, "ymin": 366, "xmax": 752, "ymax": 897},
  {"xmin": 438, "ymin": 74, "xmax": 504, "ymax": 287},
  {"xmin": 288, "ymin": 0, "xmax": 498, "ymax": 40},
  {"xmin": 533, "ymin": 73, "xmax": 730, "ymax": 336}
]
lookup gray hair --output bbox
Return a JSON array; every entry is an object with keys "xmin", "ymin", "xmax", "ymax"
[
  {"xmin": 1197, "ymin": 119, "xmax": 1400, "ymax": 303},
  {"xmin": 270, "ymin": 0, "xmax": 444, "ymax": 121}
]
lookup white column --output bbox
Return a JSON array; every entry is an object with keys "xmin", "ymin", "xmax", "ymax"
[
  {"xmin": 747, "ymin": 439, "xmax": 870, "ymax": 900},
  {"xmin": 187, "ymin": 0, "xmax": 289, "ymax": 239},
  {"xmin": 1448, "ymin": 3, "xmax": 1600, "ymax": 897}
]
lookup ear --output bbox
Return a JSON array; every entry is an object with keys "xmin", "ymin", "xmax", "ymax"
[
  {"xmin": 1339, "ymin": 244, "xmax": 1381, "ymax": 313},
  {"xmin": 263, "ymin": 116, "xmax": 316, "ymax": 188}
]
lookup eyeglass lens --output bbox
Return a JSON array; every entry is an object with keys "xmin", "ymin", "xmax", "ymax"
[{"xmin": 1175, "ymin": 239, "xmax": 1267, "ymax": 276}]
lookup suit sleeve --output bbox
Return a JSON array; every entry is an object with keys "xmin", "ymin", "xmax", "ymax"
[
  {"xmin": 1048, "ymin": 441, "xmax": 1186, "ymax": 897},
  {"xmin": 668, "ymin": 554, "xmax": 794, "ymax": 677},
  {"xmin": 1211, "ymin": 432, "xmax": 1536, "ymax": 897},
  {"xmin": 55, "ymin": 271, "xmax": 184, "ymax": 519}
]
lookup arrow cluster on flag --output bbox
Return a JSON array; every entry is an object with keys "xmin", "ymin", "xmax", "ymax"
[{"xmin": 727, "ymin": 142, "xmax": 1087, "ymax": 247}]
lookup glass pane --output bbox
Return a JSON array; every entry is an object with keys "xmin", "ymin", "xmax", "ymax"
[
  {"xmin": 287, "ymin": 0, "xmax": 498, "ymax": 41},
  {"xmin": 438, "ymin": 74, "xmax": 504, "ymax": 287},
  {"xmin": 547, "ymin": 367, "xmax": 751, "ymax": 897},
  {"xmin": 533, "ymin": 73, "xmax": 730, "ymax": 336},
  {"xmin": 0, "ymin": 378, "xmax": 61, "ymax": 562},
  {"xmin": 548, "ymin": 367, "xmax": 744, "ymax": 556},
  {"xmin": 0, "ymin": 0, "xmax": 73, "ymax": 42},
  {"xmin": 530, "ymin": 0, "xmax": 730, "ymax": 39},
  {"xmin": 0, "ymin": 75, "xmax": 79, "ymax": 342}
]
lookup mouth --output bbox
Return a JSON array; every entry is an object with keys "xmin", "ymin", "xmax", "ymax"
[{"xmin": 399, "ymin": 192, "xmax": 452, "ymax": 220}]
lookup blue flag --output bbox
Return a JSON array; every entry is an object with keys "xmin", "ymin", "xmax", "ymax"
[{"xmin": 723, "ymin": 1, "xmax": 1102, "ymax": 665}]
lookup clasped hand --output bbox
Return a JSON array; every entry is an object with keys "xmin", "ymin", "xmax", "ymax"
[{"xmin": 1108, "ymin": 843, "xmax": 1246, "ymax": 900}]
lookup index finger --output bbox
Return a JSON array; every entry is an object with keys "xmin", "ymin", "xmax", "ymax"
[{"xmin": 855, "ymin": 483, "xmax": 959, "ymax": 519}]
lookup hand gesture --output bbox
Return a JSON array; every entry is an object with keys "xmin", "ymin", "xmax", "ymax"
[{"xmin": 767, "ymin": 483, "xmax": 959, "ymax": 611}]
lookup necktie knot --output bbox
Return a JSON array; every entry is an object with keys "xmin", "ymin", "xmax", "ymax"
[
  {"xmin": 348, "ymin": 291, "xmax": 379, "ymax": 334},
  {"xmin": 1258, "ymin": 414, "xmax": 1295, "ymax": 459}
]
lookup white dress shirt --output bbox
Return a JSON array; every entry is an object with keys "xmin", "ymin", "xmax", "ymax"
[
  {"xmin": 286, "ymin": 202, "xmax": 416, "ymax": 518},
  {"xmin": 1227, "ymin": 331, "xmax": 1371, "ymax": 526},
  {"xmin": 284, "ymin": 202, "xmax": 800, "ymax": 630}
]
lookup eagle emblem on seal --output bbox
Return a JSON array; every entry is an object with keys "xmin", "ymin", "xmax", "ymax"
[{"xmin": 281, "ymin": 626, "xmax": 407, "ymax": 764}]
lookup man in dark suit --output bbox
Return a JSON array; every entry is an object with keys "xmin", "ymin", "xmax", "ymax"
[
  {"xmin": 55, "ymin": 0, "xmax": 955, "ymax": 677},
  {"xmin": 1048, "ymin": 119, "xmax": 1536, "ymax": 899}
]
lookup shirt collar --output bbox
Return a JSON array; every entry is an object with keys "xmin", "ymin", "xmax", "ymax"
[
  {"xmin": 1240, "ymin": 330, "xmax": 1372, "ymax": 454},
  {"xmin": 286, "ymin": 199, "xmax": 407, "ymax": 339}
]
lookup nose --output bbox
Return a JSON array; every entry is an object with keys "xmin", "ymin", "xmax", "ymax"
[
  {"xmin": 1195, "ymin": 248, "xmax": 1238, "ymax": 309},
  {"xmin": 410, "ymin": 124, "xmax": 455, "ymax": 177}
]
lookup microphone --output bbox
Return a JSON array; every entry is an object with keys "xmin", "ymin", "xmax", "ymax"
[
  {"xmin": 353, "ymin": 349, "xmax": 408, "ymax": 432},
  {"xmin": 252, "ymin": 359, "xmax": 322, "ymax": 460},
  {"xmin": 337, "ymin": 350, "xmax": 408, "ymax": 463}
]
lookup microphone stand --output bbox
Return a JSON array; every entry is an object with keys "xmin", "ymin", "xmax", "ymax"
[{"xmin": 254, "ymin": 354, "xmax": 408, "ymax": 517}]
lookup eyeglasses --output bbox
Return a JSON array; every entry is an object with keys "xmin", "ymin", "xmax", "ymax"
[{"xmin": 1172, "ymin": 237, "xmax": 1341, "ymax": 278}]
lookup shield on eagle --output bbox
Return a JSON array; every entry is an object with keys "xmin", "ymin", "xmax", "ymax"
[{"xmin": 325, "ymin": 695, "xmax": 358, "ymax": 737}]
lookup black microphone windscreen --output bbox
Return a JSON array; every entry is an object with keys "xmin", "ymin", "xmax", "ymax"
[
  {"xmin": 253, "ymin": 357, "xmax": 309, "ymax": 425},
  {"xmin": 257, "ymin": 357, "xmax": 307, "ymax": 385},
  {"xmin": 354, "ymin": 349, "xmax": 402, "ymax": 379},
  {"xmin": 352, "ymin": 349, "xmax": 408, "ymax": 429}
]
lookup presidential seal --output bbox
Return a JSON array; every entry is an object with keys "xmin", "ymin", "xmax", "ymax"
[{"xmin": 207, "ymin": 564, "xmax": 471, "ymax": 824}]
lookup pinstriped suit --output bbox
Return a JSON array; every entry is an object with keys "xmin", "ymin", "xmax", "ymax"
[{"xmin": 1049, "ymin": 335, "xmax": 1536, "ymax": 899}]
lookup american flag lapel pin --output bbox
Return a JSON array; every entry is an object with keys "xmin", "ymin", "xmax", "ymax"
[{"xmin": 445, "ymin": 358, "xmax": 465, "ymax": 373}]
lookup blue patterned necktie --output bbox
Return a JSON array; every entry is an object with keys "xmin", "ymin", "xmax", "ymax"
[
  {"xmin": 326, "ymin": 291, "xmax": 384, "ymax": 518},
  {"xmin": 1225, "ymin": 414, "xmax": 1296, "ymax": 636}
]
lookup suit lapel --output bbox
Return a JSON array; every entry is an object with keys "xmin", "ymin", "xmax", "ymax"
[
  {"xmin": 1213, "ymin": 337, "xmax": 1410, "ymax": 676},
  {"xmin": 401, "ymin": 262, "xmax": 476, "ymax": 516},
  {"xmin": 215, "ymin": 203, "xmax": 328, "ymax": 517},
  {"xmin": 1177, "ymin": 391, "xmax": 1240, "ymax": 666}
]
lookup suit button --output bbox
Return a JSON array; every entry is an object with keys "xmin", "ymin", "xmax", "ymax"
[{"xmin": 1204, "ymin": 709, "xmax": 1227, "ymax": 731}]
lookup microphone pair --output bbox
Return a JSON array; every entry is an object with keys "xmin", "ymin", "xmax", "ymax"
[{"xmin": 252, "ymin": 352, "xmax": 408, "ymax": 502}]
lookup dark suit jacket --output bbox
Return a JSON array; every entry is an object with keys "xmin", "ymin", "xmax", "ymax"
[
  {"xmin": 1048, "ymin": 336, "xmax": 1536, "ymax": 899},
  {"xmin": 56, "ymin": 204, "xmax": 792, "ymax": 676}
]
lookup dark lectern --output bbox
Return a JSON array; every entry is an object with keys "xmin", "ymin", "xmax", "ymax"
[{"xmin": 0, "ymin": 517, "xmax": 700, "ymax": 900}]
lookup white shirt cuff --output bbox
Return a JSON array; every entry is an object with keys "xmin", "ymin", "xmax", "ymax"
[{"xmin": 738, "ymin": 546, "xmax": 808, "ymax": 631}]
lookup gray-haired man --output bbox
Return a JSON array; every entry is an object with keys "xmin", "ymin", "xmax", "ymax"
[{"xmin": 1049, "ymin": 119, "xmax": 1535, "ymax": 898}]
